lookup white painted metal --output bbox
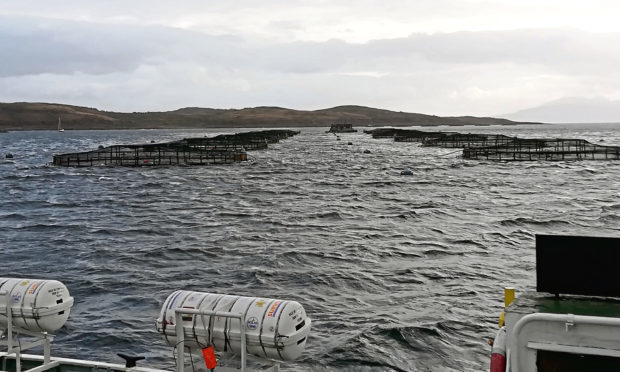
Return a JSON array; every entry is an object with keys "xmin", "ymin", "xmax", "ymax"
[
  {"xmin": 0, "ymin": 290, "xmax": 56, "ymax": 372},
  {"xmin": 508, "ymin": 313, "xmax": 620, "ymax": 371},
  {"xmin": 173, "ymin": 308, "xmax": 256, "ymax": 372},
  {"xmin": 157, "ymin": 291, "xmax": 311, "ymax": 362},
  {"xmin": 0, "ymin": 353, "xmax": 168, "ymax": 372}
]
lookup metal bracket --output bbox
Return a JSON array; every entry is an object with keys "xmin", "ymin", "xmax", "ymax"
[{"xmin": 565, "ymin": 314, "xmax": 575, "ymax": 332}]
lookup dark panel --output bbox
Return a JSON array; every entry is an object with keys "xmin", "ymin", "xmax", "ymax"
[
  {"xmin": 537, "ymin": 350, "xmax": 620, "ymax": 371},
  {"xmin": 536, "ymin": 235, "xmax": 620, "ymax": 297}
]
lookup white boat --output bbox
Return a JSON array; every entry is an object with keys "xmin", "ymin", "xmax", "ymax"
[
  {"xmin": 1, "ymin": 279, "xmax": 310, "ymax": 372},
  {"xmin": 58, "ymin": 116, "xmax": 64, "ymax": 132},
  {"xmin": 490, "ymin": 234, "xmax": 620, "ymax": 371}
]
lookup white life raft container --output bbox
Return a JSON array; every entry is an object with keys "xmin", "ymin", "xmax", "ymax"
[
  {"xmin": 0, "ymin": 278, "xmax": 74, "ymax": 333},
  {"xmin": 156, "ymin": 290, "xmax": 311, "ymax": 361}
]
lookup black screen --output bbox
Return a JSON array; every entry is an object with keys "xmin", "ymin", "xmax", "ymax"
[{"xmin": 536, "ymin": 234, "xmax": 620, "ymax": 297}]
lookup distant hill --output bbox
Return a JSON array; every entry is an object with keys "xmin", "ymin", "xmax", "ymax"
[
  {"xmin": 504, "ymin": 97, "xmax": 620, "ymax": 123},
  {"xmin": 0, "ymin": 102, "xmax": 538, "ymax": 131}
]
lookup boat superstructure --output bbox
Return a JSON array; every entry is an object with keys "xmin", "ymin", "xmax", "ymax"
[{"xmin": 490, "ymin": 235, "xmax": 620, "ymax": 372}]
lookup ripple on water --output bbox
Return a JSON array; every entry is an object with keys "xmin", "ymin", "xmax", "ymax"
[{"xmin": 1, "ymin": 126, "xmax": 620, "ymax": 371}]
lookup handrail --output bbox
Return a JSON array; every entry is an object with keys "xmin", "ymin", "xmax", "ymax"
[{"xmin": 511, "ymin": 313, "xmax": 620, "ymax": 371}]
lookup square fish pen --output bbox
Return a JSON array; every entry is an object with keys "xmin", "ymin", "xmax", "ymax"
[
  {"xmin": 422, "ymin": 133, "xmax": 516, "ymax": 148},
  {"xmin": 462, "ymin": 138, "xmax": 620, "ymax": 161},
  {"xmin": 52, "ymin": 143, "xmax": 247, "ymax": 167},
  {"xmin": 179, "ymin": 138, "xmax": 260, "ymax": 152},
  {"xmin": 216, "ymin": 129, "xmax": 301, "ymax": 144},
  {"xmin": 51, "ymin": 130, "xmax": 300, "ymax": 167},
  {"xmin": 175, "ymin": 130, "xmax": 300, "ymax": 151},
  {"xmin": 363, "ymin": 128, "xmax": 400, "ymax": 139},
  {"xmin": 364, "ymin": 128, "xmax": 443, "ymax": 141},
  {"xmin": 394, "ymin": 130, "xmax": 444, "ymax": 143}
]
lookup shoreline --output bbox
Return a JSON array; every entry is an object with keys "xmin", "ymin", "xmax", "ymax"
[{"xmin": 0, "ymin": 122, "xmax": 539, "ymax": 132}]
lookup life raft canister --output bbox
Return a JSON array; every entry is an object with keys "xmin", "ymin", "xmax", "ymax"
[{"xmin": 490, "ymin": 326, "xmax": 507, "ymax": 372}]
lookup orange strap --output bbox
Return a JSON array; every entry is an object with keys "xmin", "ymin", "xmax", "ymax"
[{"xmin": 202, "ymin": 346, "xmax": 217, "ymax": 369}]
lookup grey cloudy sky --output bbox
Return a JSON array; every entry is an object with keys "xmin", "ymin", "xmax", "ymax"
[{"xmin": 1, "ymin": 0, "xmax": 619, "ymax": 116}]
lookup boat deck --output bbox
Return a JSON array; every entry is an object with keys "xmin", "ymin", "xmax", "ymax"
[
  {"xmin": 0, "ymin": 353, "xmax": 168, "ymax": 372},
  {"xmin": 507, "ymin": 291, "xmax": 620, "ymax": 318}
]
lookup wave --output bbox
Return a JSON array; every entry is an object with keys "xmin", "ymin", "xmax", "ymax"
[
  {"xmin": 1, "ymin": 126, "xmax": 619, "ymax": 371},
  {"xmin": 498, "ymin": 217, "xmax": 574, "ymax": 227}
]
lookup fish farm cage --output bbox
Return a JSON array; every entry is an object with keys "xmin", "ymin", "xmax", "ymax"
[
  {"xmin": 364, "ymin": 128, "xmax": 620, "ymax": 161},
  {"xmin": 462, "ymin": 138, "xmax": 620, "ymax": 161},
  {"xmin": 363, "ymin": 128, "xmax": 407, "ymax": 139},
  {"xmin": 52, "ymin": 129, "xmax": 300, "ymax": 167},
  {"xmin": 364, "ymin": 128, "xmax": 516, "ymax": 147}
]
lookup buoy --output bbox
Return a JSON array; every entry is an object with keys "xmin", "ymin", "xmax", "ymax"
[
  {"xmin": 5, "ymin": 153, "xmax": 13, "ymax": 159},
  {"xmin": 490, "ymin": 327, "xmax": 506, "ymax": 372},
  {"xmin": 401, "ymin": 169, "xmax": 413, "ymax": 176}
]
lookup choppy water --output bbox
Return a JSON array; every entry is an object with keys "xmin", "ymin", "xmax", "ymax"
[{"xmin": 1, "ymin": 124, "xmax": 619, "ymax": 371}]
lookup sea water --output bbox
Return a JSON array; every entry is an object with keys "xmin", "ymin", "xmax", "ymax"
[{"xmin": 1, "ymin": 124, "xmax": 619, "ymax": 371}]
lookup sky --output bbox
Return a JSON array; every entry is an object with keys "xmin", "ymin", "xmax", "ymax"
[{"xmin": 1, "ymin": 0, "xmax": 620, "ymax": 117}]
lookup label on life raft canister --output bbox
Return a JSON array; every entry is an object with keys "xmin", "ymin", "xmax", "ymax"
[{"xmin": 246, "ymin": 317, "xmax": 259, "ymax": 330}]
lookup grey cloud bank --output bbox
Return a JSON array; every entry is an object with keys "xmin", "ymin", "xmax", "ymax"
[{"xmin": 1, "ymin": 2, "xmax": 620, "ymax": 120}]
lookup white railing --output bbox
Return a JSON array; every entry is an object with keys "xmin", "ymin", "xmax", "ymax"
[
  {"xmin": 173, "ymin": 308, "xmax": 249, "ymax": 372},
  {"xmin": 0, "ymin": 291, "xmax": 57, "ymax": 372}
]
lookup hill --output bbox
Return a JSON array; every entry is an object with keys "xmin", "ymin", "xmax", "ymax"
[{"xmin": 0, "ymin": 102, "xmax": 538, "ymax": 131}]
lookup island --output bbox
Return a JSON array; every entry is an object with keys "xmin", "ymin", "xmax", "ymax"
[{"xmin": 0, "ymin": 102, "xmax": 538, "ymax": 131}]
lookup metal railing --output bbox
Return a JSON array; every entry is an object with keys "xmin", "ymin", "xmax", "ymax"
[
  {"xmin": 173, "ymin": 308, "xmax": 247, "ymax": 372},
  {"xmin": 0, "ymin": 291, "xmax": 57, "ymax": 372}
]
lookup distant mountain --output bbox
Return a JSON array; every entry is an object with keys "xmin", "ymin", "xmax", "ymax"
[
  {"xmin": 504, "ymin": 97, "xmax": 620, "ymax": 123},
  {"xmin": 0, "ymin": 102, "xmax": 537, "ymax": 131}
]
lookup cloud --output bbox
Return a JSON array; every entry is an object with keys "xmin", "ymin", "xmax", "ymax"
[
  {"xmin": 0, "ymin": 16, "xmax": 255, "ymax": 78},
  {"xmin": 3, "ymin": 16, "xmax": 619, "ymax": 78},
  {"xmin": 1, "ymin": 13, "xmax": 620, "ymax": 116}
]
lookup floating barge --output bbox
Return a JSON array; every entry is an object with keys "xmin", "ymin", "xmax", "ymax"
[
  {"xmin": 364, "ymin": 128, "xmax": 620, "ymax": 161},
  {"xmin": 52, "ymin": 129, "xmax": 299, "ymax": 167},
  {"xmin": 327, "ymin": 123, "xmax": 357, "ymax": 133}
]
